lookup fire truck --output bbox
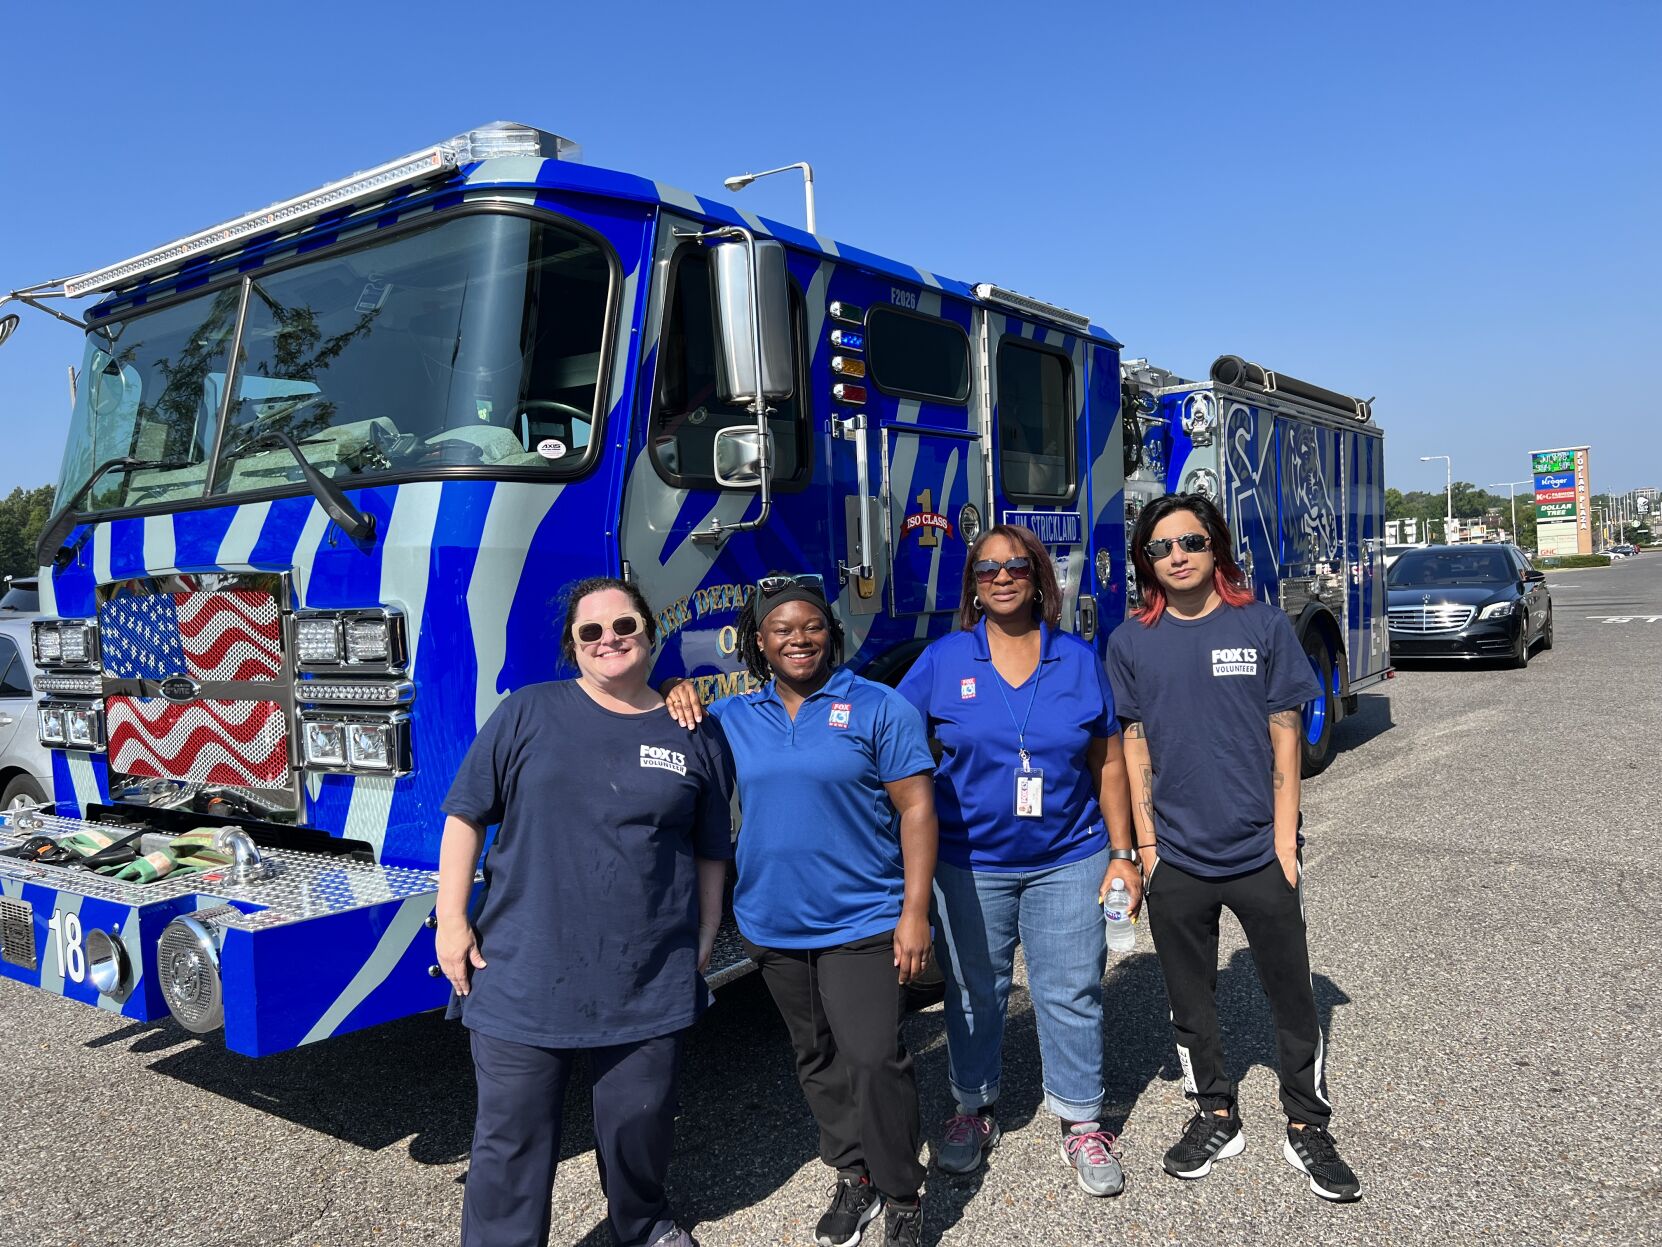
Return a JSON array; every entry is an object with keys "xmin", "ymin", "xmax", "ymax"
[
  {"xmin": 1119, "ymin": 355, "xmax": 1391, "ymax": 774},
  {"xmin": 0, "ymin": 123, "xmax": 1134, "ymax": 1054}
]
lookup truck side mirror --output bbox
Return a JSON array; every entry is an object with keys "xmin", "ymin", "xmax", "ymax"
[
  {"xmin": 713, "ymin": 426, "xmax": 773, "ymax": 489},
  {"xmin": 710, "ymin": 239, "xmax": 793, "ymax": 405}
]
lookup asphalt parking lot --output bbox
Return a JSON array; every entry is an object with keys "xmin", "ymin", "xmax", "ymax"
[{"xmin": 4, "ymin": 558, "xmax": 1660, "ymax": 1247}]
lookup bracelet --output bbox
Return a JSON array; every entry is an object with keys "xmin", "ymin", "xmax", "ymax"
[{"xmin": 1135, "ymin": 843, "xmax": 1157, "ymax": 851}]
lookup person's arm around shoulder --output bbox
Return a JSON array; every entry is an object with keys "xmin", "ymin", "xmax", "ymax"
[
  {"xmin": 662, "ymin": 676, "xmax": 703, "ymax": 729},
  {"xmin": 876, "ymin": 689, "xmax": 939, "ymax": 985},
  {"xmin": 436, "ymin": 815, "xmax": 488, "ymax": 994}
]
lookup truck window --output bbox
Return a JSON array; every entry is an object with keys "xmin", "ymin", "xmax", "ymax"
[
  {"xmin": 56, "ymin": 212, "xmax": 617, "ymax": 517},
  {"xmin": 211, "ymin": 212, "xmax": 612, "ymax": 496},
  {"xmin": 996, "ymin": 340, "xmax": 1074, "ymax": 503},
  {"xmin": 866, "ymin": 307, "xmax": 970, "ymax": 403},
  {"xmin": 651, "ymin": 248, "xmax": 807, "ymax": 488}
]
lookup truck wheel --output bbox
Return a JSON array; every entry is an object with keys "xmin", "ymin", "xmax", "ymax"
[
  {"xmin": 1300, "ymin": 631, "xmax": 1337, "ymax": 777},
  {"xmin": 2, "ymin": 774, "xmax": 47, "ymax": 812}
]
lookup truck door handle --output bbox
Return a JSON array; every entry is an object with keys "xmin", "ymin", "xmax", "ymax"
[{"xmin": 836, "ymin": 415, "xmax": 873, "ymax": 581}]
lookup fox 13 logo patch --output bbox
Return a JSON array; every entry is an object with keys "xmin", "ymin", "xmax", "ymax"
[{"xmin": 1211, "ymin": 647, "xmax": 1258, "ymax": 677}]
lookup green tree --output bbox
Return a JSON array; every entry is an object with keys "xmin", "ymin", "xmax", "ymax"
[{"xmin": 0, "ymin": 485, "xmax": 57, "ymax": 577}]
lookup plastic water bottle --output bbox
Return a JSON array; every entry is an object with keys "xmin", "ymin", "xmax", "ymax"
[{"xmin": 1103, "ymin": 880, "xmax": 1136, "ymax": 953}]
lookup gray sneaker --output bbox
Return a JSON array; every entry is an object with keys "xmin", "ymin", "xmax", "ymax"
[
  {"xmin": 649, "ymin": 1228, "xmax": 697, "ymax": 1247},
  {"xmin": 1059, "ymin": 1123, "xmax": 1125, "ymax": 1196},
  {"xmin": 934, "ymin": 1108, "xmax": 999, "ymax": 1174}
]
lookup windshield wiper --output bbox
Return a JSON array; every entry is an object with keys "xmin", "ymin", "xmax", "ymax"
[
  {"xmin": 36, "ymin": 456, "xmax": 193, "ymax": 568},
  {"xmin": 222, "ymin": 423, "xmax": 375, "ymax": 544}
]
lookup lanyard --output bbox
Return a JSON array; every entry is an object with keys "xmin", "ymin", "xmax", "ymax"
[{"xmin": 992, "ymin": 652, "xmax": 1043, "ymax": 772}]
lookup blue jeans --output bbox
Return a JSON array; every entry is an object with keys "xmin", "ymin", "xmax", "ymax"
[{"xmin": 932, "ymin": 846, "xmax": 1108, "ymax": 1122}]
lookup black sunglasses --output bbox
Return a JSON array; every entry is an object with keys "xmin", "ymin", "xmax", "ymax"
[
  {"xmin": 973, "ymin": 557, "xmax": 1032, "ymax": 584},
  {"xmin": 757, "ymin": 573, "xmax": 827, "ymax": 597},
  {"xmin": 574, "ymin": 613, "xmax": 646, "ymax": 644},
  {"xmin": 1142, "ymin": 533, "xmax": 1211, "ymax": 560}
]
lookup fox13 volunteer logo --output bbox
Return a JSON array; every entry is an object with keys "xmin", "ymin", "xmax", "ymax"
[
  {"xmin": 639, "ymin": 744, "xmax": 688, "ymax": 776},
  {"xmin": 1212, "ymin": 647, "xmax": 1258, "ymax": 677}
]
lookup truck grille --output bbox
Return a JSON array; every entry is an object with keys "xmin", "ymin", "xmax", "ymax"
[
  {"xmin": 1388, "ymin": 604, "xmax": 1475, "ymax": 633},
  {"xmin": 96, "ymin": 575, "xmax": 294, "ymax": 802}
]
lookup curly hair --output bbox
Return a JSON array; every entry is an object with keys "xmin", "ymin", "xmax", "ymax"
[
  {"xmin": 957, "ymin": 524, "xmax": 1064, "ymax": 631},
  {"xmin": 557, "ymin": 576, "xmax": 658, "ymax": 669},
  {"xmin": 736, "ymin": 576, "xmax": 846, "ymax": 683}
]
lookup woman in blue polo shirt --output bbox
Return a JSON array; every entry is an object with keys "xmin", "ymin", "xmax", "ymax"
[
  {"xmin": 895, "ymin": 525, "xmax": 1140, "ymax": 1199},
  {"xmin": 665, "ymin": 576, "xmax": 937, "ymax": 1247}
]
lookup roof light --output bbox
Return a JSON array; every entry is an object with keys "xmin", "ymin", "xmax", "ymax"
[
  {"xmin": 973, "ymin": 284, "xmax": 1093, "ymax": 333},
  {"xmin": 63, "ymin": 122, "xmax": 577, "ymax": 299}
]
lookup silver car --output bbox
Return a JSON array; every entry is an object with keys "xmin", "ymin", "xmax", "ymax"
[{"xmin": 0, "ymin": 577, "xmax": 54, "ymax": 812}]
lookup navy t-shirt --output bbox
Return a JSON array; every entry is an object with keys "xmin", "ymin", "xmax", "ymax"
[
  {"xmin": 897, "ymin": 621, "xmax": 1117, "ymax": 872},
  {"xmin": 441, "ymin": 680, "xmax": 735, "ymax": 1048},
  {"xmin": 710, "ymin": 667, "xmax": 935, "ymax": 949},
  {"xmin": 1105, "ymin": 602, "xmax": 1320, "ymax": 878}
]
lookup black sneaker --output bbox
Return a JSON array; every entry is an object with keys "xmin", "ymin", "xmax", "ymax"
[
  {"xmin": 1163, "ymin": 1110, "xmax": 1245, "ymax": 1179},
  {"xmin": 1283, "ymin": 1124, "xmax": 1362, "ymax": 1202},
  {"xmin": 816, "ymin": 1174, "xmax": 883, "ymax": 1247},
  {"xmin": 881, "ymin": 1199, "xmax": 924, "ymax": 1247}
]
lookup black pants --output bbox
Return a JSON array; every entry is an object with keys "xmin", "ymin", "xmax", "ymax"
[
  {"xmin": 743, "ymin": 929, "xmax": 926, "ymax": 1201},
  {"xmin": 462, "ymin": 1028, "xmax": 683, "ymax": 1247},
  {"xmin": 1146, "ymin": 857, "xmax": 1332, "ymax": 1127}
]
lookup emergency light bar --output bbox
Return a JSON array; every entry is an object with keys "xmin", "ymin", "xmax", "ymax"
[
  {"xmin": 63, "ymin": 122, "xmax": 577, "ymax": 300},
  {"xmin": 973, "ymin": 283, "xmax": 1093, "ymax": 334}
]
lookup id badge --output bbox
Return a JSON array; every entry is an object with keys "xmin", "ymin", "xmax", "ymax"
[{"xmin": 1014, "ymin": 768, "xmax": 1045, "ymax": 819}]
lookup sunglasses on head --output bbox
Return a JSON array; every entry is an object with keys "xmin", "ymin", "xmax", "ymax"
[
  {"xmin": 973, "ymin": 557, "xmax": 1032, "ymax": 583},
  {"xmin": 1143, "ymin": 532, "xmax": 1210, "ymax": 560},
  {"xmin": 574, "ymin": 613, "xmax": 646, "ymax": 645},
  {"xmin": 757, "ymin": 573, "xmax": 826, "ymax": 597}
]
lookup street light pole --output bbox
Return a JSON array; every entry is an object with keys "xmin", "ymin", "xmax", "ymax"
[
  {"xmin": 1487, "ymin": 479, "xmax": 1530, "ymax": 543},
  {"xmin": 723, "ymin": 161, "xmax": 817, "ymax": 235},
  {"xmin": 1422, "ymin": 455, "xmax": 1453, "ymax": 542}
]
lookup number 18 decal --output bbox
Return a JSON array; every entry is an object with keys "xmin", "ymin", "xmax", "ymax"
[{"xmin": 47, "ymin": 908, "xmax": 86, "ymax": 983}]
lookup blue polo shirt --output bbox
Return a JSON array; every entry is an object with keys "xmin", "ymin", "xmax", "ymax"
[
  {"xmin": 897, "ymin": 621, "xmax": 1116, "ymax": 872},
  {"xmin": 709, "ymin": 666, "xmax": 935, "ymax": 949}
]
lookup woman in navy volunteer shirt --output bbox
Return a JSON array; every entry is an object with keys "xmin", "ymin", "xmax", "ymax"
[
  {"xmin": 895, "ymin": 525, "xmax": 1139, "ymax": 1199},
  {"xmin": 1107, "ymin": 494, "xmax": 1361, "ymax": 1202},
  {"xmin": 436, "ymin": 577, "xmax": 734, "ymax": 1247},
  {"xmin": 665, "ymin": 576, "xmax": 937, "ymax": 1247}
]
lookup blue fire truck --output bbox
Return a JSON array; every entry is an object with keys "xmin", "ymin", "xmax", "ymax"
[
  {"xmin": 1119, "ymin": 355, "xmax": 1391, "ymax": 774},
  {"xmin": 0, "ymin": 123, "xmax": 1136, "ymax": 1054}
]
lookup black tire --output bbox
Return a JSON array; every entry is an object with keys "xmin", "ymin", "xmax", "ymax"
[
  {"xmin": 2, "ymin": 774, "xmax": 48, "ymax": 812},
  {"xmin": 1540, "ymin": 606, "xmax": 1554, "ymax": 651},
  {"xmin": 1508, "ymin": 620, "xmax": 1530, "ymax": 669},
  {"xmin": 1299, "ymin": 630, "xmax": 1337, "ymax": 777}
]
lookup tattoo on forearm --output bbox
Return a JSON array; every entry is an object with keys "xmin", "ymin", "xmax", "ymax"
[
  {"xmin": 1269, "ymin": 709, "xmax": 1300, "ymax": 732},
  {"xmin": 1136, "ymin": 764, "xmax": 1155, "ymax": 832},
  {"xmin": 1273, "ymin": 769, "xmax": 1285, "ymax": 792},
  {"xmin": 1124, "ymin": 722, "xmax": 1145, "ymax": 739}
]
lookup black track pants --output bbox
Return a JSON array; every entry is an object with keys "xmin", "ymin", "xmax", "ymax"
[
  {"xmin": 742, "ymin": 929, "xmax": 926, "ymax": 1201},
  {"xmin": 1146, "ymin": 857, "xmax": 1332, "ymax": 1127}
]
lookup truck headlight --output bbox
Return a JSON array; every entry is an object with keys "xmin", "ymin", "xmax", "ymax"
[
  {"xmin": 1479, "ymin": 600, "xmax": 1516, "ymax": 619},
  {"xmin": 347, "ymin": 722, "xmax": 395, "ymax": 770},
  {"xmin": 65, "ymin": 705, "xmax": 105, "ymax": 749},
  {"xmin": 38, "ymin": 704, "xmax": 66, "ymax": 745},
  {"xmin": 303, "ymin": 720, "xmax": 347, "ymax": 766},
  {"xmin": 32, "ymin": 623, "xmax": 62, "ymax": 665},
  {"xmin": 296, "ymin": 617, "xmax": 343, "ymax": 664},
  {"xmin": 345, "ymin": 618, "xmax": 390, "ymax": 664}
]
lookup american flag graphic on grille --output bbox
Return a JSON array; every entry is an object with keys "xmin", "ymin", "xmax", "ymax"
[
  {"xmin": 100, "ymin": 589, "xmax": 282, "ymax": 682},
  {"xmin": 107, "ymin": 697, "xmax": 290, "ymax": 787},
  {"xmin": 99, "ymin": 586, "xmax": 288, "ymax": 787}
]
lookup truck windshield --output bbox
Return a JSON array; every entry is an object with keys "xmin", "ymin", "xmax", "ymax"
[{"xmin": 57, "ymin": 212, "xmax": 613, "ymax": 514}]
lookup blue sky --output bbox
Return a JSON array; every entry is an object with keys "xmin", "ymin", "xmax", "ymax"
[{"xmin": 1, "ymin": 1, "xmax": 1657, "ymax": 500}]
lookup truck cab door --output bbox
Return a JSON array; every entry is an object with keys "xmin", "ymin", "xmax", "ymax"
[{"xmin": 982, "ymin": 312, "xmax": 1090, "ymax": 632}]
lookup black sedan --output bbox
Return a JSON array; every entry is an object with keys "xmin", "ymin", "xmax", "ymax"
[{"xmin": 1387, "ymin": 544, "xmax": 1552, "ymax": 667}]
